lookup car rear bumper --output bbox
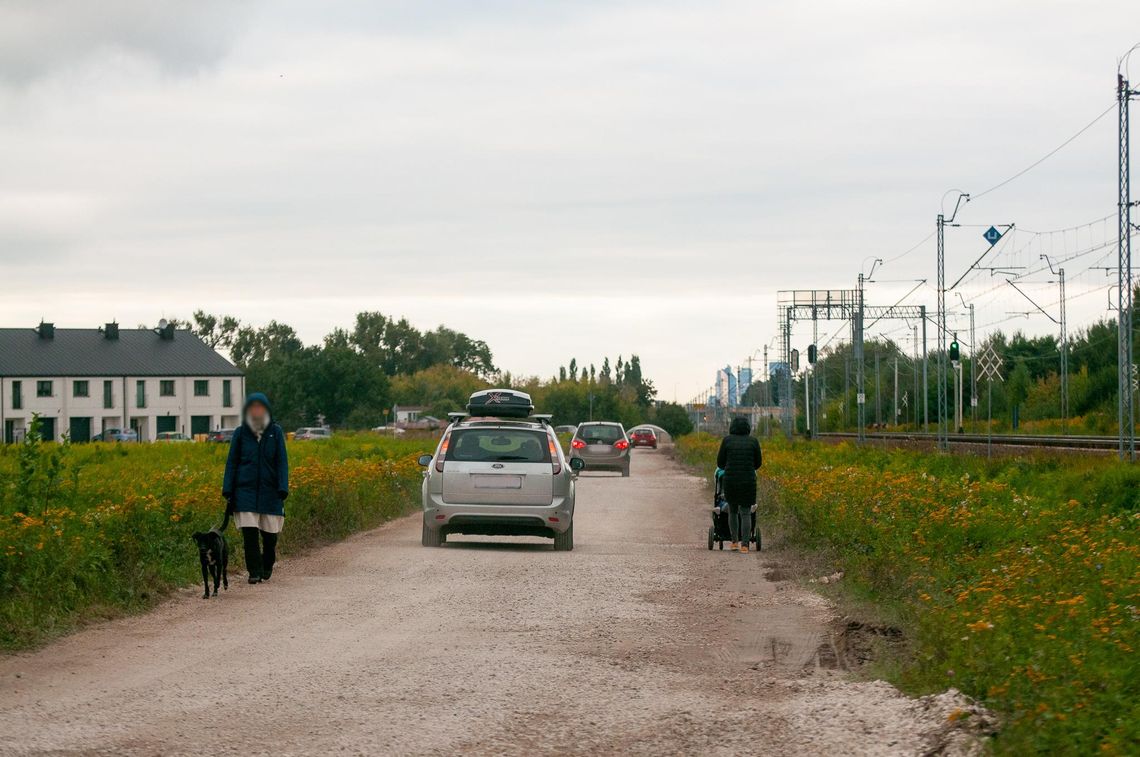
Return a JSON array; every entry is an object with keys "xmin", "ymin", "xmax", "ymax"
[
  {"xmin": 570, "ymin": 454, "xmax": 629, "ymax": 471},
  {"xmin": 423, "ymin": 494, "xmax": 573, "ymax": 535}
]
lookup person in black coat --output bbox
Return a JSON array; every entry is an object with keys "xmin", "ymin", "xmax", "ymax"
[
  {"xmin": 716, "ymin": 417, "xmax": 761, "ymax": 552},
  {"xmin": 222, "ymin": 392, "xmax": 289, "ymax": 584}
]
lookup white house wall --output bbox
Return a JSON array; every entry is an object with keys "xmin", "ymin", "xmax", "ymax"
[{"xmin": 0, "ymin": 375, "xmax": 245, "ymax": 442}]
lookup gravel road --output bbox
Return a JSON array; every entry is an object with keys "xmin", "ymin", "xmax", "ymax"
[{"xmin": 0, "ymin": 450, "xmax": 981, "ymax": 756}]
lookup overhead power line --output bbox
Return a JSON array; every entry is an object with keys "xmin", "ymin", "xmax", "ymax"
[{"xmin": 970, "ymin": 102, "xmax": 1116, "ymax": 202}]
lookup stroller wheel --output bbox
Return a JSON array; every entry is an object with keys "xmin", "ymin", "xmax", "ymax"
[
  {"xmin": 707, "ymin": 527, "xmax": 714, "ymax": 551},
  {"xmin": 754, "ymin": 529, "xmax": 762, "ymax": 552}
]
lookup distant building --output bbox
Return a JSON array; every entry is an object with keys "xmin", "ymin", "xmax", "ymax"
[
  {"xmin": 0, "ymin": 322, "xmax": 243, "ymax": 443},
  {"xmin": 716, "ymin": 365, "xmax": 738, "ymax": 408},
  {"xmin": 737, "ymin": 366, "xmax": 753, "ymax": 402},
  {"xmin": 392, "ymin": 405, "xmax": 426, "ymax": 424}
]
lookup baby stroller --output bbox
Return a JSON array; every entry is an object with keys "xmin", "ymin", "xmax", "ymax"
[{"xmin": 707, "ymin": 469, "xmax": 760, "ymax": 551}]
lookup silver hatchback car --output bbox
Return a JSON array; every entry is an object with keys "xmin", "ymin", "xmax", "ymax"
[
  {"xmin": 569, "ymin": 422, "xmax": 631, "ymax": 477},
  {"xmin": 418, "ymin": 391, "xmax": 584, "ymax": 551}
]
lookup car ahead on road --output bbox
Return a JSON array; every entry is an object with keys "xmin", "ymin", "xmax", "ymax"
[
  {"xmin": 93, "ymin": 427, "xmax": 138, "ymax": 442},
  {"xmin": 570, "ymin": 422, "xmax": 631, "ymax": 476},
  {"xmin": 206, "ymin": 428, "xmax": 235, "ymax": 443},
  {"xmin": 294, "ymin": 427, "xmax": 332, "ymax": 441},
  {"xmin": 629, "ymin": 427, "xmax": 658, "ymax": 449},
  {"xmin": 417, "ymin": 389, "xmax": 584, "ymax": 551},
  {"xmin": 155, "ymin": 431, "xmax": 193, "ymax": 443}
]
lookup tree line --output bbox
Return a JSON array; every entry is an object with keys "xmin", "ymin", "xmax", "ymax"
[{"xmin": 177, "ymin": 312, "xmax": 692, "ymax": 436}]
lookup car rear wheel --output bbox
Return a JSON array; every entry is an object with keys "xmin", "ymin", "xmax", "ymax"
[
  {"xmin": 621, "ymin": 464, "xmax": 630, "ymax": 478},
  {"xmin": 422, "ymin": 518, "xmax": 443, "ymax": 547},
  {"xmin": 553, "ymin": 522, "xmax": 574, "ymax": 551}
]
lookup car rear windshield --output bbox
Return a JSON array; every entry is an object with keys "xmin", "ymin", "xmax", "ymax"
[
  {"xmin": 577, "ymin": 424, "xmax": 624, "ymax": 444},
  {"xmin": 446, "ymin": 429, "xmax": 552, "ymax": 463}
]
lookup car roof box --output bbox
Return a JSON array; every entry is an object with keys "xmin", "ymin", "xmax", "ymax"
[{"xmin": 466, "ymin": 389, "xmax": 535, "ymax": 418}]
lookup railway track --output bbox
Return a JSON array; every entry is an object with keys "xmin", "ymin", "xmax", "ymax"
[{"xmin": 816, "ymin": 431, "xmax": 1121, "ymax": 451}]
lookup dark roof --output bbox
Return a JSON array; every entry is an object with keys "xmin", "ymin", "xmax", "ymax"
[{"xmin": 0, "ymin": 328, "xmax": 243, "ymax": 377}]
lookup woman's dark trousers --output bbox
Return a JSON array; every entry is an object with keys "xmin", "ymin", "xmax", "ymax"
[{"xmin": 241, "ymin": 527, "xmax": 278, "ymax": 579}]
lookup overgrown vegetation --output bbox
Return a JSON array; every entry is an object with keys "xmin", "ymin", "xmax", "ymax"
[
  {"xmin": 743, "ymin": 308, "xmax": 1140, "ymax": 434},
  {"xmin": 0, "ymin": 428, "xmax": 433, "ymax": 650},
  {"xmin": 676, "ymin": 434, "xmax": 1138, "ymax": 754}
]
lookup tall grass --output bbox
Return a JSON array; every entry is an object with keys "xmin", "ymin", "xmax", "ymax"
[
  {"xmin": 0, "ymin": 432, "xmax": 433, "ymax": 650},
  {"xmin": 676, "ymin": 434, "xmax": 1139, "ymax": 754}
]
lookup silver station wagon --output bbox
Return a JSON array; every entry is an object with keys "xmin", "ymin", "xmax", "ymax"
[{"xmin": 418, "ymin": 390, "xmax": 584, "ymax": 551}]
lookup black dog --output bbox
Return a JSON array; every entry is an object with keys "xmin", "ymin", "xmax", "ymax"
[{"xmin": 192, "ymin": 513, "xmax": 230, "ymax": 599}]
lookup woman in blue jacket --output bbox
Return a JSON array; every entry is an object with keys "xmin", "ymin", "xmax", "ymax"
[{"xmin": 223, "ymin": 392, "xmax": 289, "ymax": 584}]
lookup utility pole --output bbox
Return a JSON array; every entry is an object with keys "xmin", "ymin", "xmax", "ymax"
[
  {"xmin": 937, "ymin": 193, "xmax": 970, "ymax": 451},
  {"xmin": 1117, "ymin": 72, "xmax": 1137, "ymax": 460},
  {"xmin": 1042, "ymin": 255, "xmax": 1068, "ymax": 434},
  {"xmin": 874, "ymin": 349, "xmax": 882, "ymax": 428},
  {"xmin": 956, "ymin": 293, "xmax": 977, "ymax": 431},
  {"xmin": 893, "ymin": 355, "xmax": 899, "ymax": 426},
  {"xmin": 968, "ymin": 304, "xmax": 976, "ymax": 429},
  {"xmin": 921, "ymin": 305, "xmax": 929, "ymax": 433},
  {"xmin": 912, "ymin": 325, "xmax": 919, "ymax": 429},
  {"xmin": 855, "ymin": 261, "xmax": 880, "ymax": 442}
]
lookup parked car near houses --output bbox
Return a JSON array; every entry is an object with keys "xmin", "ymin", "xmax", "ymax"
[
  {"xmin": 155, "ymin": 431, "xmax": 193, "ymax": 443},
  {"xmin": 629, "ymin": 427, "xmax": 658, "ymax": 449},
  {"xmin": 93, "ymin": 427, "xmax": 138, "ymax": 442},
  {"xmin": 206, "ymin": 428, "xmax": 235, "ymax": 443},
  {"xmin": 569, "ymin": 422, "xmax": 631, "ymax": 476},
  {"xmin": 294, "ymin": 427, "xmax": 332, "ymax": 440},
  {"xmin": 417, "ymin": 388, "xmax": 584, "ymax": 551}
]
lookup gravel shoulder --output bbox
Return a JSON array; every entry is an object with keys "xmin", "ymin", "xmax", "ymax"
[{"xmin": 0, "ymin": 450, "xmax": 980, "ymax": 756}]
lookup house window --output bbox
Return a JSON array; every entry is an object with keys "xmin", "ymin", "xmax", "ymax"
[
  {"xmin": 36, "ymin": 380, "xmax": 53, "ymax": 398},
  {"xmin": 103, "ymin": 380, "xmax": 114, "ymax": 409},
  {"xmin": 160, "ymin": 380, "xmax": 176, "ymax": 397},
  {"xmin": 73, "ymin": 380, "xmax": 89, "ymax": 398},
  {"xmin": 222, "ymin": 380, "xmax": 233, "ymax": 408},
  {"xmin": 136, "ymin": 380, "xmax": 146, "ymax": 409},
  {"xmin": 194, "ymin": 380, "xmax": 210, "ymax": 397},
  {"xmin": 11, "ymin": 381, "xmax": 22, "ymax": 410}
]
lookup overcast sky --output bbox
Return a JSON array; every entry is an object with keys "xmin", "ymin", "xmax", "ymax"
[{"xmin": 1, "ymin": 1, "xmax": 1138, "ymax": 399}]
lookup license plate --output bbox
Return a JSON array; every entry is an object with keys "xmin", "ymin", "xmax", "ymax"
[{"xmin": 473, "ymin": 474, "xmax": 522, "ymax": 489}]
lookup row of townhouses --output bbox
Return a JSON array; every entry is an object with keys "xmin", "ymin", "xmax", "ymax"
[{"xmin": 0, "ymin": 323, "xmax": 244, "ymax": 443}]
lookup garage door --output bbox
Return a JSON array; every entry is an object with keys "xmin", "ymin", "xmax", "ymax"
[
  {"xmin": 69, "ymin": 417, "xmax": 92, "ymax": 443},
  {"xmin": 156, "ymin": 416, "xmax": 177, "ymax": 434},
  {"xmin": 190, "ymin": 416, "xmax": 211, "ymax": 437},
  {"xmin": 39, "ymin": 417, "xmax": 56, "ymax": 442}
]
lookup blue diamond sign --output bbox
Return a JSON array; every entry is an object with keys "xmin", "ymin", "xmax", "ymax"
[{"xmin": 983, "ymin": 226, "xmax": 1003, "ymax": 245}]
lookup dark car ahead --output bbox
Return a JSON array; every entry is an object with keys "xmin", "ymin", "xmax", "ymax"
[
  {"xmin": 207, "ymin": 428, "xmax": 235, "ymax": 443},
  {"xmin": 569, "ymin": 422, "xmax": 630, "ymax": 476},
  {"xmin": 629, "ymin": 427, "xmax": 658, "ymax": 449}
]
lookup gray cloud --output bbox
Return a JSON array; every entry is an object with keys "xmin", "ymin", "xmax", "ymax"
[{"xmin": 0, "ymin": 0, "xmax": 255, "ymax": 85}]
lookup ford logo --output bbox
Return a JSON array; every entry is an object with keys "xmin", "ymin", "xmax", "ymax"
[{"xmin": 492, "ymin": 463, "xmax": 505, "ymax": 469}]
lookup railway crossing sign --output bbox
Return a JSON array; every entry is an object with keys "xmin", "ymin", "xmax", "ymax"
[
  {"xmin": 1131, "ymin": 363, "xmax": 1138, "ymax": 393},
  {"xmin": 978, "ymin": 345, "xmax": 1004, "ymax": 382},
  {"xmin": 983, "ymin": 226, "xmax": 1003, "ymax": 245},
  {"xmin": 901, "ymin": 391, "xmax": 909, "ymax": 409}
]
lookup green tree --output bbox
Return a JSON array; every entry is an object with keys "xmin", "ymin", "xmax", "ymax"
[{"xmin": 653, "ymin": 403, "xmax": 693, "ymax": 437}]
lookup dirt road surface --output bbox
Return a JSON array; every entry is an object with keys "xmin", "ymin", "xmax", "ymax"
[{"xmin": 0, "ymin": 450, "xmax": 980, "ymax": 756}]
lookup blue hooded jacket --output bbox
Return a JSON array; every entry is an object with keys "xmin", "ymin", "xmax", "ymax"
[{"xmin": 222, "ymin": 392, "xmax": 289, "ymax": 516}]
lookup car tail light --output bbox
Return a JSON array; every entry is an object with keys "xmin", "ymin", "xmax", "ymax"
[
  {"xmin": 549, "ymin": 438, "xmax": 562, "ymax": 475},
  {"xmin": 571, "ymin": 439, "xmax": 586, "ymax": 449},
  {"xmin": 435, "ymin": 432, "xmax": 450, "ymax": 473},
  {"xmin": 614, "ymin": 439, "xmax": 629, "ymax": 450}
]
